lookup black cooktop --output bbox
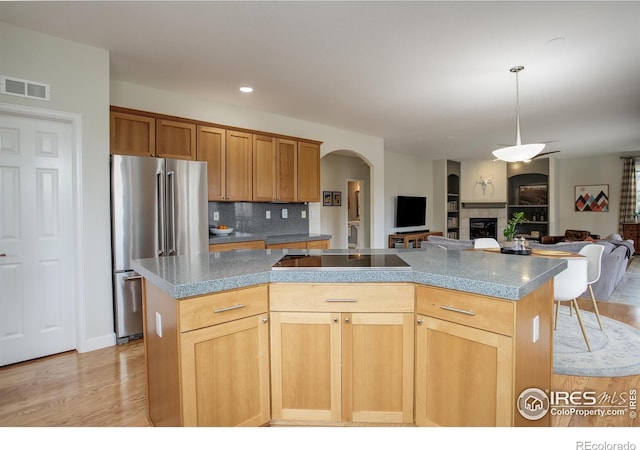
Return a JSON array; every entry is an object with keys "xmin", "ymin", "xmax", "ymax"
[{"xmin": 272, "ymin": 253, "xmax": 411, "ymax": 271}]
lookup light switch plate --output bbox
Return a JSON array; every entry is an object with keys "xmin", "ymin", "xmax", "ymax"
[
  {"xmin": 213, "ymin": 211, "xmax": 219, "ymax": 221},
  {"xmin": 266, "ymin": 210, "xmax": 271, "ymax": 219},
  {"xmin": 281, "ymin": 208, "xmax": 288, "ymax": 219}
]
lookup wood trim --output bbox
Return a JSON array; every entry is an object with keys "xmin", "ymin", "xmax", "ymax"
[{"xmin": 208, "ymin": 241, "xmax": 266, "ymax": 252}]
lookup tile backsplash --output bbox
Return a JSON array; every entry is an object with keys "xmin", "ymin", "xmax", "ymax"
[{"xmin": 208, "ymin": 202, "xmax": 309, "ymax": 235}]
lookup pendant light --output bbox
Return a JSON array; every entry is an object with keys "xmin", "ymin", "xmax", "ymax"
[{"xmin": 492, "ymin": 66, "xmax": 545, "ymax": 162}]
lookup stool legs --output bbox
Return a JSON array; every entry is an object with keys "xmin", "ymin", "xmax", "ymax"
[
  {"xmin": 588, "ymin": 285, "xmax": 604, "ymax": 331},
  {"xmin": 554, "ymin": 299, "xmax": 592, "ymax": 352},
  {"xmin": 571, "ymin": 298, "xmax": 592, "ymax": 352}
]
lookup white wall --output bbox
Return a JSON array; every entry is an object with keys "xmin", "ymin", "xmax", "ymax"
[
  {"xmin": 460, "ymin": 160, "xmax": 507, "ymax": 202},
  {"xmin": 552, "ymin": 155, "xmax": 624, "ymax": 238},
  {"xmin": 111, "ymin": 81, "xmax": 388, "ymax": 247},
  {"xmin": 320, "ymin": 153, "xmax": 370, "ymax": 248},
  {"xmin": 384, "ymin": 151, "xmax": 434, "ymax": 238},
  {"xmin": 0, "ymin": 22, "xmax": 113, "ymax": 352}
]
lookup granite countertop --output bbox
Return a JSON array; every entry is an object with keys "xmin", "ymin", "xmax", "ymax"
[
  {"xmin": 132, "ymin": 247, "xmax": 567, "ymax": 301},
  {"xmin": 209, "ymin": 232, "xmax": 332, "ymax": 245}
]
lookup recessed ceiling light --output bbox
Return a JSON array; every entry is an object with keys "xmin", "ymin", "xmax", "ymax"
[{"xmin": 239, "ymin": 86, "xmax": 254, "ymax": 93}]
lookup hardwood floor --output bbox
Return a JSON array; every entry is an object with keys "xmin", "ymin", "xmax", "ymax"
[{"xmin": 0, "ymin": 300, "xmax": 638, "ymax": 427}]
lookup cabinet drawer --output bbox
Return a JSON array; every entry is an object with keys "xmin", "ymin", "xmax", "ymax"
[
  {"xmin": 270, "ymin": 283, "xmax": 414, "ymax": 312},
  {"xmin": 415, "ymin": 285, "xmax": 514, "ymax": 336},
  {"xmin": 178, "ymin": 285, "xmax": 268, "ymax": 332}
]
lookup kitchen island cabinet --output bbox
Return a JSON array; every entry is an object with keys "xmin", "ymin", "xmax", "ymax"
[
  {"xmin": 134, "ymin": 248, "xmax": 565, "ymax": 427},
  {"xmin": 269, "ymin": 283, "xmax": 414, "ymax": 425},
  {"xmin": 143, "ymin": 281, "xmax": 270, "ymax": 427},
  {"xmin": 415, "ymin": 282, "xmax": 553, "ymax": 427}
]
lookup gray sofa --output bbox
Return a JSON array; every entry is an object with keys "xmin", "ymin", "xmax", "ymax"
[{"xmin": 421, "ymin": 235, "xmax": 634, "ymax": 300}]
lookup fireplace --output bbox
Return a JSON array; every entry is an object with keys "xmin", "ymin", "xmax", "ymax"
[{"xmin": 470, "ymin": 218, "xmax": 498, "ymax": 240}]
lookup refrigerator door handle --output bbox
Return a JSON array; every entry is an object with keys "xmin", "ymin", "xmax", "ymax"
[
  {"xmin": 167, "ymin": 171, "xmax": 176, "ymax": 256},
  {"xmin": 157, "ymin": 172, "xmax": 166, "ymax": 256}
]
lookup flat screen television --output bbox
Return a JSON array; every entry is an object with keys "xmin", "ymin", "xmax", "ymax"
[{"xmin": 395, "ymin": 196, "xmax": 427, "ymax": 228}]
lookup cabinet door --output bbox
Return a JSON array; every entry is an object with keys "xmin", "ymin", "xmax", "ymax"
[
  {"xmin": 252, "ymin": 134, "xmax": 276, "ymax": 202},
  {"xmin": 270, "ymin": 311, "xmax": 342, "ymax": 422},
  {"xmin": 180, "ymin": 314, "xmax": 270, "ymax": 427},
  {"xmin": 197, "ymin": 125, "xmax": 226, "ymax": 201},
  {"xmin": 297, "ymin": 141, "xmax": 320, "ymax": 202},
  {"xmin": 110, "ymin": 111, "xmax": 155, "ymax": 157},
  {"xmin": 276, "ymin": 138, "xmax": 298, "ymax": 202},
  {"xmin": 415, "ymin": 314, "xmax": 513, "ymax": 426},
  {"xmin": 225, "ymin": 130, "xmax": 253, "ymax": 201},
  {"xmin": 156, "ymin": 118, "xmax": 196, "ymax": 160},
  {"xmin": 343, "ymin": 313, "xmax": 414, "ymax": 424}
]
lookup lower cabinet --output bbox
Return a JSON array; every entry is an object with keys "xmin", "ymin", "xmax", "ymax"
[
  {"xmin": 414, "ymin": 283, "xmax": 553, "ymax": 427},
  {"xmin": 266, "ymin": 239, "xmax": 330, "ymax": 250},
  {"xmin": 269, "ymin": 283, "xmax": 414, "ymax": 424},
  {"xmin": 143, "ymin": 281, "xmax": 271, "ymax": 427}
]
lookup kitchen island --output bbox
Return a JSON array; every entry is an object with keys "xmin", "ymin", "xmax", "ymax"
[{"xmin": 133, "ymin": 248, "xmax": 566, "ymax": 427}]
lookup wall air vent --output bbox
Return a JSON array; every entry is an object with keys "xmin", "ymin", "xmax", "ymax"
[{"xmin": 1, "ymin": 76, "xmax": 50, "ymax": 101}]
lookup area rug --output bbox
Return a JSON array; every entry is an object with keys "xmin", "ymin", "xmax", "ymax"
[{"xmin": 553, "ymin": 306, "xmax": 640, "ymax": 377}]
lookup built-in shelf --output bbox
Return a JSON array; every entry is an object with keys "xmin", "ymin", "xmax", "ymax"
[{"xmin": 507, "ymin": 159, "xmax": 549, "ymax": 240}]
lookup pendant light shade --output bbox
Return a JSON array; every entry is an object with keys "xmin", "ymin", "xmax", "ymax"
[{"xmin": 492, "ymin": 66, "xmax": 545, "ymax": 162}]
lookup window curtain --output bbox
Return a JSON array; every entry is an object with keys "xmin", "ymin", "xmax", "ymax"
[{"xmin": 619, "ymin": 157, "xmax": 636, "ymax": 233}]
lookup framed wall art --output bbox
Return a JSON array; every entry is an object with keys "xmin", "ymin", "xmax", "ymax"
[
  {"xmin": 519, "ymin": 184, "xmax": 547, "ymax": 205},
  {"xmin": 332, "ymin": 191, "xmax": 342, "ymax": 206},
  {"xmin": 575, "ymin": 184, "xmax": 609, "ymax": 212},
  {"xmin": 323, "ymin": 191, "xmax": 333, "ymax": 206}
]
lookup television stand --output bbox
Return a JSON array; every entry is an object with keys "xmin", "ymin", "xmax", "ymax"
[{"xmin": 388, "ymin": 231, "xmax": 443, "ymax": 249}]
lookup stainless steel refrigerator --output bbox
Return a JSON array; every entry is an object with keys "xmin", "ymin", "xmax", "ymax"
[{"xmin": 110, "ymin": 155, "xmax": 208, "ymax": 344}]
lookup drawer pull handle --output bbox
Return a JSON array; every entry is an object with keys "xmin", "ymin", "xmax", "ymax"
[
  {"xmin": 325, "ymin": 298, "xmax": 357, "ymax": 303},
  {"xmin": 440, "ymin": 305, "xmax": 476, "ymax": 316},
  {"xmin": 214, "ymin": 304, "xmax": 246, "ymax": 313}
]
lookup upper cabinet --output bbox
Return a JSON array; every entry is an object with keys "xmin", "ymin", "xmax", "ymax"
[
  {"xmin": 110, "ymin": 108, "xmax": 195, "ymax": 160},
  {"xmin": 297, "ymin": 141, "xmax": 321, "ymax": 202},
  {"xmin": 112, "ymin": 106, "xmax": 322, "ymax": 203},
  {"xmin": 196, "ymin": 125, "xmax": 226, "ymax": 201},
  {"xmin": 225, "ymin": 130, "xmax": 253, "ymax": 201},
  {"xmin": 156, "ymin": 118, "xmax": 196, "ymax": 160},
  {"xmin": 110, "ymin": 110, "xmax": 156, "ymax": 157}
]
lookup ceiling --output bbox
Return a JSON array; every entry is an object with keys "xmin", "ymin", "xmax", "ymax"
[{"xmin": 1, "ymin": 1, "xmax": 639, "ymax": 161}]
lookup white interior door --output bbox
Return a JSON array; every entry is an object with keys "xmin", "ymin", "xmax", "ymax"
[{"xmin": 0, "ymin": 112, "xmax": 76, "ymax": 366}]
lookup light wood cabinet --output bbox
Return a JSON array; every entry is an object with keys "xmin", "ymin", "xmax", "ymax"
[
  {"xmin": 196, "ymin": 127, "xmax": 253, "ymax": 201},
  {"xmin": 269, "ymin": 283, "xmax": 414, "ymax": 425},
  {"xmin": 197, "ymin": 125, "xmax": 226, "ymax": 201},
  {"xmin": 156, "ymin": 118, "xmax": 196, "ymax": 160},
  {"xmin": 209, "ymin": 240, "xmax": 266, "ymax": 252},
  {"xmin": 414, "ymin": 283, "xmax": 553, "ymax": 427},
  {"xmin": 252, "ymin": 134, "xmax": 277, "ymax": 202},
  {"xmin": 253, "ymin": 137, "xmax": 302, "ymax": 203},
  {"xmin": 266, "ymin": 239, "xmax": 329, "ymax": 250},
  {"xmin": 110, "ymin": 110, "xmax": 155, "ymax": 157},
  {"xmin": 143, "ymin": 281, "xmax": 270, "ymax": 427},
  {"xmin": 112, "ymin": 106, "xmax": 322, "ymax": 203},
  {"xmin": 623, "ymin": 223, "xmax": 640, "ymax": 254},
  {"xmin": 225, "ymin": 130, "xmax": 253, "ymax": 201},
  {"xmin": 110, "ymin": 110, "xmax": 196, "ymax": 160},
  {"xmin": 297, "ymin": 141, "xmax": 321, "ymax": 202}
]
